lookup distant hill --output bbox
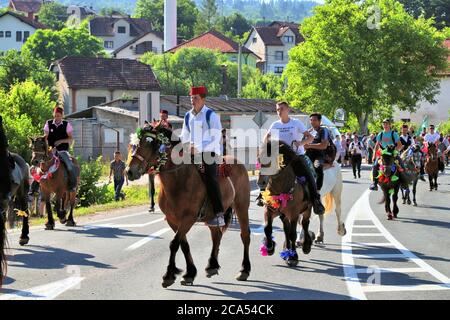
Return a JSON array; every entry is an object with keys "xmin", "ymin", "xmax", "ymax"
[{"xmin": 31, "ymin": 0, "xmax": 320, "ymax": 23}]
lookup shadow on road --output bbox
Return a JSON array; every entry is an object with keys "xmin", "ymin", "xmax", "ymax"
[
  {"xmin": 63, "ymin": 226, "xmax": 146, "ymax": 239},
  {"xmin": 7, "ymin": 245, "xmax": 114, "ymax": 270},
  {"xmin": 168, "ymin": 279, "xmax": 352, "ymax": 300},
  {"xmin": 395, "ymin": 217, "xmax": 450, "ymax": 230}
]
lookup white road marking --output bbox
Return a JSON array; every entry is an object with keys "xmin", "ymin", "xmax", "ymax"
[
  {"xmin": 84, "ymin": 217, "xmax": 165, "ymax": 229},
  {"xmin": 343, "ymin": 189, "xmax": 450, "ymax": 300},
  {"xmin": 362, "ymin": 284, "xmax": 450, "ymax": 293},
  {"xmin": 125, "ymin": 227, "xmax": 171, "ymax": 251},
  {"xmin": 350, "ymin": 242, "xmax": 395, "ymax": 248},
  {"xmin": 352, "ymin": 225, "xmax": 378, "ymax": 228},
  {"xmin": 0, "ymin": 276, "xmax": 84, "ymax": 300},
  {"xmin": 355, "ymin": 267, "xmax": 426, "ymax": 274},
  {"xmin": 351, "ymin": 233, "xmax": 385, "ymax": 236}
]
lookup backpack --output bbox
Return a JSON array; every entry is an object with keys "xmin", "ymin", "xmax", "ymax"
[{"xmin": 184, "ymin": 109, "xmax": 213, "ymax": 132}]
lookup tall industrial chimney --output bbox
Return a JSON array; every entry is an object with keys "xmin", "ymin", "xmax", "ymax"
[{"xmin": 164, "ymin": 0, "xmax": 177, "ymax": 51}]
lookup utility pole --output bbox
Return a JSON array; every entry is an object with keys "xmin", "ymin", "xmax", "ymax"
[{"xmin": 237, "ymin": 43, "xmax": 242, "ymax": 98}]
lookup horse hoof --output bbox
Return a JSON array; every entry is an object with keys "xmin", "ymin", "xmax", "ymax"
[
  {"xmin": 314, "ymin": 236, "xmax": 324, "ymax": 244},
  {"xmin": 286, "ymin": 259, "xmax": 299, "ymax": 267},
  {"xmin": 162, "ymin": 279, "xmax": 175, "ymax": 288},
  {"xmin": 59, "ymin": 218, "xmax": 67, "ymax": 224},
  {"xmin": 267, "ymin": 241, "xmax": 276, "ymax": 256},
  {"xmin": 65, "ymin": 221, "xmax": 76, "ymax": 227},
  {"xmin": 180, "ymin": 278, "xmax": 194, "ymax": 286},
  {"xmin": 235, "ymin": 271, "xmax": 249, "ymax": 281},
  {"xmin": 45, "ymin": 224, "xmax": 54, "ymax": 230},
  {"xmin": 413, "ymin": 202, "xmax": 417, "ymax": 207},
  {"xmin": 338, "ymin": 224, "xmax": 347, "ymax": 236},
  {"xmin": 205, "ymin": 268, "xmax": 219, "ymax": 278},
  {"xmin": 19, "ymin": 237, "xmax": 29, "ymax": 246},
  {"xmin": 394, "ymin": 212, "xmax": 398, "ymax": 218},
  {"xmin": 407, "ymin": 200, "xmax": 411, "ymax": 205},
  {"xmin": 309, "ymin": 231, "xmax": 316, "ymax": 242},
  {"xmin": 387, "ymin": 213, "xmax": 394, "ymax": 220}
]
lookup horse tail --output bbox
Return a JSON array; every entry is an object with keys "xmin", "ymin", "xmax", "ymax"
[
  {"xmin": 0, "ymin": 211, "xmax": 6, "ymax": 287},
  {"xmin": 323, "ymin": 192, "xmax": 334, "ymax": 215},
  {"xmin": 221, "ymin": 207, "xmax": 234, "ymax": 233}
]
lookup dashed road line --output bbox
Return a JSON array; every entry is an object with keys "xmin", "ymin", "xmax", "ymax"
[
  {"xmin": 342, "ymin": 189, "xmax": 450, "ymax": 300},
  {"xmin": 125, "ymin": 227, "xmax": 172, "ymax": 251}
]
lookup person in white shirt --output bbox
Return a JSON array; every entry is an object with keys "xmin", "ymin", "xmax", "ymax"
[
  {"xmin": 257, "ymin": 102, "xmax": 325, "ymax": 215},
  {"xmin": 349, "ymin": 135, "xmax": 364, "ymax": 179},
  {"xmin": 423, "ymin": 125, "xmax": 444, "ymax": 171},
  {"xmin": 180, "ymin": 86, "xmax": 224, "ymax": 227}
]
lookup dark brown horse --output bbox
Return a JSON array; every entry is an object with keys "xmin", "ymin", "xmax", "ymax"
[
  {"xmin": 377, "ymin": 145, "xmax": 403, "ymax": 220},
  {"xmin": 30, "ymin": 137, "xmax": 78, "ymax": 230},
  {"xmin": 425, "ymin": 142, "xmax": 439, "ymax": 191},
  {"xmin": 0, "ymin": 115, "xmax": 10, "ymax": 286},
  {"xmin": 126, "ymin": 125, "xmax": 251, "ymax": 287},
  {"xmin": 258, "ymin": 140, "xmax": 314, "ymax": 267}
]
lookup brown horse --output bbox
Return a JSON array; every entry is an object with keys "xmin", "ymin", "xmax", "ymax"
[
  {"xmin": 0, "ymin": 115, "xmax": 10, "ymax": 286},
  {"xmin": 126, "ymin": 125, "xmax": 251, "ymax": 287},
  {"xmin": 258, "ymin": 140, "xmax": 314, "ymax": 267},
  {"xmin": 425, "ymin": 142, "xmax": 439, "ymax": 191},
  {"xmin": 30, "ymin": 137, "xmax": 79, "ymax": 230}
]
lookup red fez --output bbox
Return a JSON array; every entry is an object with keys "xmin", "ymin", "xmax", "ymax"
[
  {"xmin": 189, "ymin": 86, "xmax": 207, "ymax": 96},
  {"xmin": 54, "ymin": 106, "xmax": 64, "ymax": 114},
  {"xmin": 160, "ymin": 109, "xmax": 168, "ymax": 115}
]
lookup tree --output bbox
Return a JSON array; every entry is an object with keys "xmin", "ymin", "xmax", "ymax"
[
  {"xmin": 0, "ymin": 50, "xmax": 56, "ymax": 94},
  {"xmin": 242, "ymin": 71, "xmax": 284, "ymax": 100},
  {"xmin": 216, "ymin": 12, "xmax": 252, "ymax": 38},
  {"xmin": 37, "ymin": 2, "xmax": 69, "ymax": 31},
  {"xmin": 140, "ymin": 47, "xmax": 255, "ymax": 97},
  {"xmin": 284, "ymin": 0, "xmax": 449, "ymax": 134},
  {"xmin": 99, "ymin": 7, "xmax": 128, "ymax": 16},
  {"xmin": 195, "ymin": 0, "xmax": 218, "ymax": 34},
  {"xmin": 22, "ymin": 21, "xmax": 105, "ymax": 66},
  {"xmin": 0, "ymin": 81, "xmax": 54, "ymax": 160},
  {"xmin": 398, "ymin": 0, "xmax": 450, "ymax": 29},
  {"xmin": 134, "ymin": 0, "xmax": 199, "ymax": 40}
]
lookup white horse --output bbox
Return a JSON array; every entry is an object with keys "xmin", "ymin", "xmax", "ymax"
[{"xmin": 298, "ymin": 161, "xmax": 346, "ymax": 245}]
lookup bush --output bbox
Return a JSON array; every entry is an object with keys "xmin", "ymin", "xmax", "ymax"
[{"xmin": 77, "ymin": 156, "xmax": 114, "ymax": 207}]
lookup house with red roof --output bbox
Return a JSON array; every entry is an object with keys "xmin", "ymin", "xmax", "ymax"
[
  {"xmin": 244, "ymin": 21, "xmax": 304, "ymax": 75},
  {"xmin": 168, "ymin": 29, "xmax": 260, "ymax": 68},
  {"xmin": 8, "ymin": 0, "xmax": 43, "ymax": 20}
]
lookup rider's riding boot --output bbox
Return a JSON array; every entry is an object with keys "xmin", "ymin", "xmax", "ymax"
[
  {"xmin": 369, "ymin": 179, "xmax": 378, "ymax": 191},
  {"xmin": 207, "ymin": 212, "xmax": 225, "ymax": 227},
  {"xmin": 312, "ymin": 193, "xmax": 325, "ymax": 215}
]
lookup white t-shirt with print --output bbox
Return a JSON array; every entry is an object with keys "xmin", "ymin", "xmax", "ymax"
[
  {"xmin": 424, "ymin": 132, "xmax": 440, "ymax": 144},
  {"xmin": 268, "ymin": 118, "xmax": 307, "ymax": 155}
]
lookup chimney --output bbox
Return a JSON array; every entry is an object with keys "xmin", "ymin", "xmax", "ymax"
[
  {"xmin": 28, "ymin": 12, "xmax": 34, "ymax": 20},
  {"xmin": 164, "ymin": 0, "xmax": 177, "ymax": 51}
]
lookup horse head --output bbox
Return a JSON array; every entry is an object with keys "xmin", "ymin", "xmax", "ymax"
[
  {"xmin": 427, "ymin": 142, "xmax": 438, "ymax": 160},
  {"xmin": 126, "ymin": 124, "xmax": 175, "ymax": 181},
  {"xmin": 380, "ymin": 145, "xmax": 398, "ymax": 178},
  {"xmin": 258, "ymin": 139, "xmax": 297, "ymax": 176},
  {"xmin": 30, "ymin": 136, "xmax": 49, "ymax": 166}
]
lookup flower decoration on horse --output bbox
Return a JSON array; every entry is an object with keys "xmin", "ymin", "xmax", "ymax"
[{"xmin": 377, "ymin": 147, "xmax": 403, "ymax": 195}]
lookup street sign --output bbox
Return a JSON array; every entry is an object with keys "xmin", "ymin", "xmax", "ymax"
[{"xmin": 253, "ymin": 110, "xmax": 268, "ymax": 128}]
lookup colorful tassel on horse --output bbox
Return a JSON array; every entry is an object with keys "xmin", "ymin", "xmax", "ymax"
[{"xmin": 280, "ymin": 249, "xmax": 297, "ymax": 260}]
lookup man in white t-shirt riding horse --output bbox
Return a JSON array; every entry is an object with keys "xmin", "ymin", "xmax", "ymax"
[{"xmin": 256, "ymin": 102, "xmax": 325, "ymax": 215}]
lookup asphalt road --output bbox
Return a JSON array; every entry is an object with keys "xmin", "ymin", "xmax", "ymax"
[{"xmin": 1, "ymin": 164, "xmax": 449, "ymax": 300}]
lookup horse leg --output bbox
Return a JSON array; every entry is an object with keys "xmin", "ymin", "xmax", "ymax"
[
  {"xmin": 385, "ymin": 190, "xmax": 393, "ymax": 220},
  {"xmin": 434, "ymin": 174, "xmax": 438, "ymax": 190},
  {"xmin": 263, "ymin": 207, "xmax": 276, "ymax": 256},
  {"xmin": 18, "ymin": 186, "xmax": 29, "ymax": 246},
  {"xmin": 180, "ymin": 235, "xmax": 197, "ymax": 286},
  {"xmin": 230, "ymin": 200, "xmax": 251, "ymax": 281},
  {"xmin": 301, "ymin": 208, "xmax": 313, "ymax": 254},
  {"xmin": 401, "ymin": 188, "xmax": 406, "ymax": 204},
  {"xmin": 287, "ymin": 216, "xmax": 299, "ymax": 266},
  {"xmin": 205, "ymin": 227, "xmax": 222, "ymax": 278},
  {"xmin": 393, "ymin": 186, "xmax": 399, "ymax": 218},
  {"xmin": 413, "ymin": 178, "xmax": 418, "ymax": 206},
  {"xmin": 162, "ymin": 232, "xmax": 183, "ymax": 288},
  {"xmin": 280, "ymin": 214, "xmax": 290, "ymax": 251},
  {"xmin": 315, "ymin": 214, "xmax": 324, "ymax": 244},
  {"xmin": 44, "ymin": 197, "xmax": 55, "ymax": 230},
  {"xmin": 65, "ymin": 192, "xmax": 76, "ymax": 227},
  {"xmin": 332, "ymin": 183, "xmax": 346, "ymax": 237},
  {"xmin": 56, "ymin": 197, "xmax": 67, "ymax": 224},
  {"xmin": 429, "ymin": 174, "xmax": 433, "ymax": 191}
]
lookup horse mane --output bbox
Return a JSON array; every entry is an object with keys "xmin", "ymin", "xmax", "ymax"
[{"xmin": 264, "ymin": 140, "xmax": 298, "ymax": 167}]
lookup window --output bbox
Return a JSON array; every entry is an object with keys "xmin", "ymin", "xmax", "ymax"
[
  {"xmin": 274, "ymin": 66, "xmax": 284, "ymax": 74},
  {"xmin": 0, "ymin": 31, "xmax": 3, "ymax": 38},
  {"xmin": 87, "ymin": 96, "xmax": 107, "ymax": 107},
  {"xmin": 283, "ymin": 36, "xmax": 294, "ymax": 43},
  {"xmin": 275, "ymin": 51, "xmax": 284, "ymax": 61},
  {"xmin": 5, "ymin": 31, "xmax": 11, "ymax": 38},
  {"xmin": 23, "ymin": 31, "xmax": 30, "ymax": 42},
  {"xmin": 252, "ymin": 37, "xmax": 257, "ymax": 43},
  {"xmin": 118, "ymin": 26, "xmax": 126, "ymax": 34},
  {"xmin": 104, "ymin": 41, "xmax": 114, "ymax": 49},
  {"xmin": 16, "ymin": 31, "xmax": 22, "ymax": 42}
]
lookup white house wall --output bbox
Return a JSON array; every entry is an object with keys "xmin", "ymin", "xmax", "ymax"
[
  {"xmin": 97, "ymin": 19, "xmax": 136, "ymax": 54},
  {"xmin": 72, "ymin": 89, "xmax": 141, "ymax": 113},
  {"xmin": 114, "ymin": 32, "xmax": 164, "ymax": 59},
  {"xmin": 395, "ymin": 77, "xmax": 450, "ymax": 126},
  {"xmin": 0, "ymin": 14, "xmax": 38, "ymax": 52},
  {"xmin": 245, "ymin": 29, "xmax": 266, "ymax": 63}
]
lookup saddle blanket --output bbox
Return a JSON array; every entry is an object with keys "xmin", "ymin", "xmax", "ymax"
[{"xmin": 10, "ymin": 164, "xmax": 23, "ymax": 185}]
